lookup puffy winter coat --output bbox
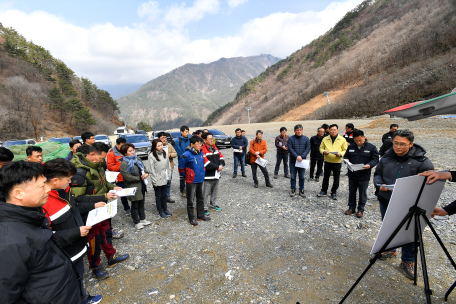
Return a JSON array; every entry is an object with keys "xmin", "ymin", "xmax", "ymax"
[
  {"xmin": 147, "ymin": 152, "xmax": 172, "ymax": 187},
  {"xmin": 287, "ymin": 135, "xmax": 310, "ymax": 162},
  {"xmin": 249, "ymin": 139, "xmax": 268, "ymax": 163},
  {"xmin": 175, "ymin": 135, "xmax": 191, "ymax": 158},
  {"xmin": 344, "ymin": 141, "xmax": 379, "ymax": 181},
  {"xmin": 179, "ymin": 148, "xmax": 206, "ymax": 184},
  {"xmin": 310, "ymin": 135, "xmax": 324, "ymax": 160},
  {"xmin": 275, "ymin": 135, "xmax": 289, "ymax": 154},
  {"xmin": 231, "ymin": 136, "xmax": 248, "ymax": 156},
  {"xmin": 343, "ymin": 131, "xmax": 355, "ymax": 144},
  {"xmin": 119, "ymin": 159, "xmax": 149, "ymax": 201},
  {"xmin": 382, "ymin": 131, "xmax": 395, "ymax": 143},
  {"xmin": 107, "ymin": 146, "xmax": 124, "ymax": 182},
  {"xmin": 202, "ymin": 144, "xmax": 225, "ymax": 179},
  {"xmin": 319, "ymin": 134, "xmax": 348, "ymax": 163},
  {"xmin": 0, "ymin": 201, "xmax": 83, "ymax": 304}
]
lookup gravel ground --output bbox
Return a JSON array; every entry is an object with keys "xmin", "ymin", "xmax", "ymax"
[{"xmin": 87, "ymin": 117, "xmax": 456, "ymax": 303}]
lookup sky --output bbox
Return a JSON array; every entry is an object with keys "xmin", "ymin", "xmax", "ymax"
[{"xmin": 0, "ymin": 0, "xmax": 362, "ymax": 86}]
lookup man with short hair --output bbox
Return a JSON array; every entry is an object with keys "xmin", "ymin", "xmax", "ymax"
[
  {"xmin": 241, "ymin": 130, "xmax": 246, "ymax": 137},
  {"xmin": 157, "ymin": 132, "xmax": 178, "ymax": 203},
  {"xmin": 0, "ymin": 147, "xmax": 14, "ymax": 169},
  {"xmin": 0, "ymin": 161, "xmax": 84, "ymax": 304},
  {"xmin": 343, "ymin": 129, "xmax": 379, "ymax": 218},
  {"xmin": 343, "ymin": 123, "xmax": 355, "ymax": 144},
  {"xmin": 309, "ymin": 127, "xmax": 325, "ymax": 182},
  {"xmin": 202, "ymin": 132, "xmax": 225, "ymax": 215},
  {"xmin": 374, "ymin": 129, "xmax": 433, "ymax": 280},
  {"xmin": 231, "ymin": 128, "xmax": 248, "ymax": 178},
  {"xmin": 382, "ymin": 124, "xmax": 399, "ymax": 143},
  {"xmin": 179, "ymin": 136, "xmax": 211, "ymax": 226},
  {"xmin": 318, "ymin": 124, "xmax": 348, "ymax": 200},
  {"xmin": 42, "ymin": 159, "xmax": 103, "ymax": 304},
  {"xmin": 287, "ymin": 124, "xmax": 310, "ymax": 197},
  {"xmin": 175, "ymin": 126, "xmax": 191, "ymax": 197},
  {"xmin": 107, "ymin": 137, "xmax": 131, "ymax": 215},
  {"xmin": 26, "ymin": 146, "xmax": 43, "ymax": 163},
  {"xmin": 193, "ymin": 130, "xmax": 203, "ymax": 138},
  {"xmin": 274, "ymin": 127, "xmax": 290, "ymax": 179},
  {"xmin": 71, "ymin": 142, "xmax": 129, "ymax": 280},
  {"xmin": 81, "ymin": 132, "xmax": 96, "ymax": 146},
  {"xmin": 249, "ymin": 130, "xmax": 272, "ymax": 188},
  {"xmin": 66, "ymin": 139, "xmax": 82, "ymax": 161},
  {"xmin": 321, "ymin": 124, "xmax": 330, "ymax": 137}
]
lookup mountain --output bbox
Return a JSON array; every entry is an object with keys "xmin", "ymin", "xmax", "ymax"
[
  {"xmin": 116, "ymin": 54, "xmax": 281, "ymax": 130},
  {"xmin": 204, "ymin": 0, "xmax": 456, "ymax": 126},
  {"xmin": 99, "ymin": 83, "xmax": 143, "ymax": 100}
]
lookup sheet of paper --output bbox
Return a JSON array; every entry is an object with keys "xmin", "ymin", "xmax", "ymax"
[
  {"xmin": 86, "ymin": 200, "xmax": 117, "ymax": 226},
  {"xmin": 233, "ymin": 149, "xmax": 242, "ymax": 153},
  {"xmin": 295, "ymin": 159, "xmax": 309, "ymax": 169},
  {"xmin": 344, "ymin": 159, "xmax": 366, "ymax": 172},
  {"xmin": 109, "ymin": 187, "xmax": 137, "ymax": 197},
  {"xmin": 278, "ymin": 142, "xmax": 283, "ymax": 146},
  {"xmin": 163, "ymin": 146, "xmax": 168, "ymax": 155},
  {"xmin": 141, "ymin": 170, "xmax": 148, "ymax": 185},
  {"xmin": 376, "ymin": 184, "xmax": 395, "ymax": 190},
  {"xmin": 105, "ymin": 171, "xmax": 120, "ymax": 183},
  {"xmin": 329, "ymin": 151, "xmax": 339, "ymax": 155},
  {"xmin": 215, "ymin": 170, "xmax": 221, "ymax": 179},
  {"xmin": 255, "ymin": 157, "xmax": 268, "ymax": 167}
]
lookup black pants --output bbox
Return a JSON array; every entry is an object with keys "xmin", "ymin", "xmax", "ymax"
[
  {"xmin": 74, "ymin": 259, "xmax": 88, "ymax": 301},
  {"xmin": 116, "ymin": 181, "xmax": 130, "ymax": 211},
  {"xmin": 274, "ymin": 153, "xmax": 289, "ymax": 176},
  {"xmin": 186, "ymin": 183, "xmax": 205, "ymax": 221},
  {"xmin": 348, "ymin": 178, "xmax": 369, "ymax": 211},
  {"xmin": 154, "ymin": 185, "xmax": 168, "ymax": 214},
  {"xmin": 131, "ymin": 192, "xmax": 146, "ymax": 224},
  {"xmin": 321, "ymin": 162, "xmax": 341, "ymax": 193},
  {"xmin": 309, "ymin": 158, "xmax": 324, "ymax": 179},
  {"xmin": 251, "ymin": 162, "xmax": 270, "ymax": 184}
]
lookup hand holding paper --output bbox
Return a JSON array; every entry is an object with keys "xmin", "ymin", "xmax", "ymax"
[
  {"xmin": 86, "ymin": 200, "xmax": 118, "ymax": 226},
  {"xmin": 295, "ymin": 159, "xmax": 309, "ymax": 169},
  {"xmin": 109, "ymin": 187, "xmax": 137, "ymax": 197},
  {"xmin": 105, "ymin": 171, "xmax": 120, "ymax": 183}
]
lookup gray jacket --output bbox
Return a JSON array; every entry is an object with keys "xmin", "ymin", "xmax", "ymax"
[
  {"xmin": 119, "ymin": 159, "xmax": 149, "ymax": 201},
  {"xmin": 147, "ymin": 151, "xmax": 171, "ymax": 187}
]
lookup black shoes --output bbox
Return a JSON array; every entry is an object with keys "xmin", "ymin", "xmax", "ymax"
[
  {"xmin": 197, "ymin": 216, "xmax": 211, "ymax": 221},
  {"xmin": 233, "ymin": 173, "xmax": 237, "ymax": 178},
  {"xmin": 331, "ymin": 193, "xmax": 337, "ymax": 200},
  {"xmin": 299, "ymin": 189, "xmax": 305, "ymax": 197},
  {"xmin": 242, "ymin": 172, "xmax": 247, "ymax": 177},
  {"xmin": 254, "ymin": 183, "xmax": 259, "ymax": 188},
  {"xmin": 266, "ymin": 183, "xmax": 273, "ymax": 188},
  {"xmin": 317, "ymin": 191, "xmax": 327, "ymax": 197},
  {"xmin": 167, "ymin": 197, "xmax": 175, "ymax": 203},
  {"xmin": 290, "ymin": 189, "xmax": 296, "ymax": 197},
  {"xmin": 400, "ymin": 261, "xmax": 415, "ymax": 280}
]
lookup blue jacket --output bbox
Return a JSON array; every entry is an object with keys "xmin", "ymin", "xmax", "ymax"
[
  {"xmin": 175, "ymin": 135, "xmax": 191, "ymax": 158},
  {"xmin": 287, "ymin": 135, "xmax": 310, "ymax": 161},
  {"xmin": 178, "ymin": 148, "xmax": 205, "ymax": 184},
  {"xmin": 230, "ymin": 135, "xmax": 248, "ymax": 156},
  {"xmin": 64, "ymin": 151, "xmax": 73, "ymax": 161},
  {"xmin": 344, "ymin": 141, "xmax": 379, "ymax": 181}
]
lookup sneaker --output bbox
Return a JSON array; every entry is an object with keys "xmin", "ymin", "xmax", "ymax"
[
  {"xmin": 108, "ymin": 253, "xmax": 129, "ymax": 267},
  {"xmin": 125, "ymin": 209, "xmax": 131, "ymax": 216},
  {"xmin": 92, "ymin": 266, "xmax": 109, "ymax": 280},
  {"xmin": 274, "ymin": 175, "xmax": 278, "ymax": 179},
  {"xmin": 140, "ymin": 219, "xmax": 151, "ymax": 226},
  {"xmin": 299, "ymin": 189, "xmax": 305, "ymax": 197},
  {"xmin": 309, "ymin": 177, "xmax": 314, "ymax": 181},
  {"xmin": 164, "ymin": 210, "xmax": 172, "ymax": 216},
  {"xmin": 379, "ymin": 251, "xmax": 397, "ymax": 260},
  {"xmin": 135, "ymin": 223, "xmax": 144, "ymax": 230},
  {"xmin": 84, "ymin": 294, "xmax": 103, "ymax": 304},
  {"xmin": 400, "ymin": 261, "xmax": 415, "ymax": 280},
  {"xmin": 233, "ymin": 173, "xmax": 237, "ymax": 178},
  {"xmin": 254, "ymin": 183, "xmax": 259, "ymax": 188},
  {"xmin": 242, "ymin": 172, "xmax": 247, "ymax": 177},
  {"xmin": 315, "ymin": 178, "xmax": 320, "ymax": 182},
  {"xmin": 266, "ymin": 183, "xmax": 273, "ymax": 188},
  {"xmin": 181, "ymin": 190, "xmax": 186, "ymax": 197},
  {"xmin": 167, "ymin": 197, "xmax": 176, "ymax": 203},
  {"xmin": 190, "ymin": 219, "xmax": 198, "ymax": 226},
  {"xmin": 159, "ymin": 212, "xmax": 168, "ymax": 218},
  {"xmin": 204, "ymin": 210, "xmax": 211, "ymax": 216},
  {"xmin": 290, "ymin": 189, "xmax": 296, "ymax": 197},
  {"xmin": 284, "ymin": 175, "xmax": 290, "ymax": 178},
  {"xmin": 112, "ymin": 229, "xmax": 124, "ymax": 239},
  {"xmin": 331, "ymin": 193, "xmax": 337, "ymax": 200},
  {"xmin": 197, "ymin": 216, "xmax": 211, "ymax": 221},
  {"xmin": 317, "ymin": 191, "xmax": 327, "ymax": 197},
  {"xmin": 210, "ymin": 205, "xmax": 222, "ymax": 211}
]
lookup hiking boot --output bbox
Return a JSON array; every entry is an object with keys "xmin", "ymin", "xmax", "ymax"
[
  {"xmin": 242, "ymin": 172, "xmax": 247, "ymax": 177},
  {"xmin": 317, "ymin": 191, "xmax": 327, "ymax": 197},
  {"xmin": 266, "ymin": 183, "xmax": 273, "ymax": 188},
  {"xmin": 284, "ymin": 174, "xmax": 290, "ymax": 178},
  {"xmin": 190, "ymin": 219, "xmax": 198, "ymax": 226},
  {"xmin": 331, "ymin": 193, "xmax": 337, "ymax": 200},
  {"xmin": 290, "ymin": 189, "xmax": 296, "ymax": 197},
  {"xmin": 181, "ymin": 190, "xmax": 186, "ymax": 197},
  {"xmin": 125, "ymin": 209, "xmax": 131, "ymax": 216},
  {"xmin": 400, "ymin": 261, "xmax": 415, "ymax": 280},
  {"xmin": 379, "ymin": 251, "xmax": 397, "ymax": 260},
  {"xmin": 159, "ymin": 212, "xmax": 168, "ymax": 218},
  {"xmin": 299, "ymin": 189, "xmax": 305, "ymax": 197},
  {"xmin": 112, "ymin": 229, "xmax": 124, "ymax": 239},
  {"xmin": 108, "ymin": 253, "xmax": 129, "ymax": 267},
  {"xmin": 135, "ymin": 223, "xmax": 144, "ymax": 230},
  {"xmin": 167, "ymin": 197, "xmax": 175, "ymax": 203},
  {"xmin": 344, "ymin": 209, "xmax": 355, "ymax": 215},
  {"xmin": 197, "ymin": 216, "xmax": 211, "ymax": 221},
  {"xmin": 204, "ymin": 210, "xmax": 211, "ymax": 216},
  {"xmin": 92, "ymin": 266, "xmax": 109, "ymax": 280},
  {"xmin": 274, "ymin": 175, "xmax": 278, "ymax": 179},
  {"xmin": 254, "ymin": 183, "xmax": 259, "ymax": 188},
  {"xmin": 140, "ymin": 219, "xmax": 151, "ymax": 226},
  {"xmin": 164, "ymin": 210, "xmax": 172, "ymax": 216},
  {"xmin": 356, "ymin": 210, "xmax": 364, "ymax": 218},
  {"xmin": 232, "ymin": 173, "xmax": 237, "ymax": 178},
  {"xmin": 210, "ymin": 205, "xmax": 222, "ymax": 211},
  {"xmin": 83, "ymin": 294, "xmax": 103, "ymax": 304}
]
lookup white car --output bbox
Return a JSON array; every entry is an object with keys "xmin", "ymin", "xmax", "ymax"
[
  {"xmin": 95, "ymin": 134, "xmax": 112, "ymax": 148},
  {"xmin": 114, "ymin": 127, "xmax": 129, "ymax": 136}
]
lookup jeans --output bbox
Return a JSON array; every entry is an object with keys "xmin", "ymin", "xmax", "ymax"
[
  {"xmin": 74, "ymin": 259, "xmax": 88, "ymax": 302},
  {"xmin": 203, "ymin": 179, "xmax": 219, "ymax": 208},
  {"xmin": 348, "ymin": 178, "xmax": 369, "ymax": 211},
  {"xmin": 186, "ymin": 183, "xmax": 205, "ymax": 221},
  {"xmin": 166, "ymin": 170, "xmax": 173, "ymax": 198},
  {"xmin": 116, "ymin": 181, "xmax": 130, "ymax": 211},
  {"xmin": 274, "ymin": 153, "xmax": 289, "ymax": 176},
  {"xmin": 154, "ymin": 185, "xmax": 168, "ymax": 214},
  {"xmin": 131, "ymin": 193, "xmax": 146, "ymax": 224},
  {"xmin": 309, "ymin": 158, "xmax": 324, "ymax": 179},
  {"xmin": 379, "ymin": 201, "xmax": 415, "ymax": 262},
  {"xmin": 321, "ymin": 162, "xmax": 341, "ymax": 193},
  {"xmin": 289, "ymin": 160, "xmax": 305, "ymax": 190},
  {"xmin": 251, "ymin": 162, "xmax": 270, "ymax": 184},
  {"xmin": 233, "ymin": 154, "xmax": 245, "ymax": 174}
]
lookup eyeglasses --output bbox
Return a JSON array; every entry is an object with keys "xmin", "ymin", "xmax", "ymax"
[{"xmin": 393, "ymin": 142, "xmax": 410, "ymax": 147}]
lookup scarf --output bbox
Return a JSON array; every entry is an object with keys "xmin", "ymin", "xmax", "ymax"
[{"xmin": 123, "ymin": 155, "xmax": 144, "ymax": 174}]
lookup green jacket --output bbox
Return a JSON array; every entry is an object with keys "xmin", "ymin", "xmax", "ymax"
[
  {"xmin": 119, "ymin": 158, "xmax": 149, "ymax": 201},
  {"xmin": 70, "ymin": 152, "xmax": 115, "ymax": 203}
]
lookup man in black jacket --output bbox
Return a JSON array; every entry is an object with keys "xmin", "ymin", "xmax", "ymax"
[
  {"xmin": 382, "ymin": 124, "xmax": 399, "ymax": 143},
  {"xmin": 202, "ymin": 132, "xmax": 225, "ymax": 215},
  {"xmin": 309, "ymin": 127, "xmax": 325, "ymax": 182},
  {"xmin": 373, "ymin": 129, "xmax": 434, "ymax": 280},
  {"xmin": 343, "ymin": 129, "xmax": 379, "ymax": 218},
  {"xmin": 343, "ymin": 123, "xmax": 355, "ymax": 144},
  {"xmin": 0, "ymin": 161, "xmax": 84, "ymax": 304}
]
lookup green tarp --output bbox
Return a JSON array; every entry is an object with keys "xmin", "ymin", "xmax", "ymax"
[{"xmin": 10, "ymin": 142, "xmax": 71, "ymax": 162}]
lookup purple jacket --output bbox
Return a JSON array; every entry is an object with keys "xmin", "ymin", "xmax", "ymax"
[{"xmin": 275, "ymin": 135, "xmax": 289, "ymax": 154}]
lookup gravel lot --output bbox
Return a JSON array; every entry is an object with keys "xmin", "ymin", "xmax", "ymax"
[{"xmin": 87, "ymin": 117, "xmax": 456, "ymax": 303}]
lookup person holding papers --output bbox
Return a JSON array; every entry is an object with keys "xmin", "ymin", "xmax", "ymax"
[
  {"xmin": 420, "ymin": 170, "xmax": 456, "ymax": 217},
  {"xmin": 107, "ymin": 137, "xmax": 131, "ymax": 215},
  {"xmin": 202, "ymin": 132, "xmax": 225, "ymax": 216},
  {"xmin": 119, "ymin": 143, "xmax": 151, "ymax": 229},
  {"xmin": 343, "ymin": 129, "xmax": 379, "ymax": 218},
  {"xmin": 373, "ymin": 129, "xmax": 434, "ymax": 280},
  {"xmin": 273, "ymin": 127, "xmax": 290, "ymax": 179},
  {"xmin": 157, "ymin": 132, "xmax": 178, "ymax": 204},
  {"xmin": 230, "ymin": 128, "xmax": 248, "ymax": 178},
  {"xmin": 309, "ymin": 127, "xmax": 325, "ymax": 182},
  {"xmin": 287, "ymin": 124, "xmax": 310, "ymax": 197},
  {"xmin": 249, "ymin": 130, "xmax": 273, "ymax": 189},
  {"xmin": 148, "ymin": 139, "xmax": 172, "ymax": 219},
  {"xmin": 318, "ymin": 124, "xmax": 348, "ymax": 200}
]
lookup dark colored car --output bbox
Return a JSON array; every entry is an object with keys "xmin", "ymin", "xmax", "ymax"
[
  {"xmin": 152, "ymin": 130, "xmax": 175, "ymax": 146},
  {"xmin": 208, "ymin": 129, "xmax": 232, "ymax": 149},
  {"xmin": 48, "ymin": 137, "xmax": 72, "ymax": 145},
  {"xmin": 3, "ymin": 139, "xmax": 37, "ymax": 148},
  {"xmin": 119, "ymin": 134, "xmax": 151, "ymax": 158}
]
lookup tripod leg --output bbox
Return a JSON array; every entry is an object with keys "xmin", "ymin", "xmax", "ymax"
[
  {"xmin": 416, "ymin": 215, "xmax": 433, "ymax": 304},
  {"xmin": 414, "ymin": 217, "xmax": 419, "ymax": 286},
  {"xmin": 446, "ymin": 281, "xmax": 456, "ymax": 302}
]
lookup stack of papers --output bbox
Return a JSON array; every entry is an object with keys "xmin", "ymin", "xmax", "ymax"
[
  {"xmin": 109, "ymin": 187, "xmax": 137, "ymax": 197},
  {"xmin": 376, "ymin": 184, "xmax": 395, "ymax": 190},
  {"xmin": 295, "ymin": 159, "xmax": 309, "ymax": 169},
  {"xmin": 255, "ymin": 157, "xmax": 268, "ymax": 167},
  {"xmin": 86, "ymin": 200, "xmax": 117, "ymax": 226},
  {"xmin": 215, "ymin": 170, "xmax": 222, "ymax": 179},
  {"xmin": 329, "ymin": 151, "xmax": 339, "ymax": 155},
  {"xmin": 344, "ymin": 159, "xmax": 366, "ymax": 172},
  {"xmin": 105, "ymin": 171, "xmax": 120, "ymax": 183}
]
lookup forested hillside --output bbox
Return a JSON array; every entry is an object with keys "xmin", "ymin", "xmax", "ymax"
[
  {"xmin": 0, "ymin": 23, "xmax": 122, "ymax": 141},
  {"xmin": 117, "ymin": 54, "xmax": 280, "ymax": 130},
  {"xmin": 205, "ymin": 0, "xmax": 456, "ymax": 126}
]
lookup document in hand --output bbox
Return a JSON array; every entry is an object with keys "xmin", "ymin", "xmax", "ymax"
[
  {"xmin": 295, "ymin": 159, "xmax": 309, "ymax": 169},
  {"xmin": 109, "ymin": 187, "xmax": 137, "ymax": 197},
  {"xmin": 163, "ymin": 146, "xmax": 168, "ymax": 154},
  {"xmin": 329, "ymin": 151, "xmax": 339, "ymax": 155},
  {"xmin": 255, "ymin": 157, "xmax": 268, "ymax": 167},
  {"xmin": 343, "ymin": 159, "xmax": 366, "ymax": 172},
  {"xmin": 233, "ymin": 149, "xmax": 242, "ymax": 153},
  {"xmin": 141, "ymin": 170, "xmax": 148, "ymax": 185},
  {"xmin": 105, "ymin": 171, "xmax": 120, "ymax": 183},
  {"xmin": 376, "ymin": 184, "xmax": 395, "ymax": 191},
  {"xmin": 215, "ymin": 170, "xmax": 222, "ymax": 179},
  {"xmin": 86, "ymin": 200, "xmax": 117, "ymax": 226}
]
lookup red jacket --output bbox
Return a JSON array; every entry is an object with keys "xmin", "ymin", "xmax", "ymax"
[
  {"xmin": 107, "ymin": 146, "xmax": 123, "ymax": 182},
  {"xmin": 249, "ymin": 139, "xmax": 268, "ymax": 163}
]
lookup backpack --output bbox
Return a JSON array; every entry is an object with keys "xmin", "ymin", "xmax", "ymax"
[{"xmin": 245, "ymin": 140, "xmax": 255, "ymax": 166}]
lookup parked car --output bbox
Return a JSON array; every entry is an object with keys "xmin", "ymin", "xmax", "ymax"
[
  {"xmin": 152, "ymin": 130, "xmax": 175, "ymax": 146},
  {"xmin": 114, "ymin": 126, "xmax": 129, "ymax": 136},
  {"xmin": 119, "ymin": 134, "xmax": 151, "ymax": 158},
  {"xmin": 48, "ymin": 137, "xmax": 72, "ymax": 145},
  {"xmin": 95, "ymin": 134, "xmax": 112, "ymax": 148},
  {"xmin": 73, "ymin": 136, "xmax": 83, "ymax": 144},
  {"xmin": 207, "ymin": 129, "xmax": 232, "ymax": 149},
  {"xmin": 2, "ymin": 139, "xmax": 37, "ymax": 148},
  {"xmin": 136, "ymin": 130, "xmax": 149, "ymax": 139}
]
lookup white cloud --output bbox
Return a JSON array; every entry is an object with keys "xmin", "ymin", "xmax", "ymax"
[
  {"xmin": 227, "ymin": 0, "xmax": 248, "ymax": 9},
  {"xmin": 137, "ymin": 1, "xmax": 161, "ymax": 21},
  {"xmin": 0, "ymin": 0, "xmax": 362, "ymax": 86}
]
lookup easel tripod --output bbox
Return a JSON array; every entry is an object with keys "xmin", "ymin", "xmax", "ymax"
[{"xmin": 340, "ymin": 179, "xmax": 456, "ymax": 303}]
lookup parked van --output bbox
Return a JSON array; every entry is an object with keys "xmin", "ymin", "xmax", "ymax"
[{"xmin": 114, "ymin": 127, "xmax": 128, "ymax": 135}]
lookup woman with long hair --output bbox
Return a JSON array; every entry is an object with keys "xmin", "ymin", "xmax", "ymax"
[
  {"xmin": 148, "ymin": 139, "xmax": 172, "ymax": 218},
  {"xmin": 119, "ymin": 143, "xmax": 151, "ymax": 230}
]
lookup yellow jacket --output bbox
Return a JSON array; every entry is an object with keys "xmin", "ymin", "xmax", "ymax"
[{"xmin": 319, "ymin": 134, "xmax": 348, "ymax": 163}]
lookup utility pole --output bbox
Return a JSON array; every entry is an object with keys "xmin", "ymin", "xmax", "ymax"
[
  {"xmin": 323, "ymin": 92, "xmax": 331, "ymax": 104},
  {"xmin": 245, "ymin": 107, "xmax": 252, "ymax": 124}
]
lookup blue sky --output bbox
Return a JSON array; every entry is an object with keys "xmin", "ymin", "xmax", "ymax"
[{"xmin": 0, "ymin": 0, "xmax": 362, "ymax": 86}]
